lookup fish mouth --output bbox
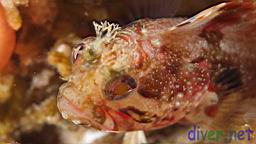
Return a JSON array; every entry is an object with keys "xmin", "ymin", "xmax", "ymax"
[
  {"xmin": 57, "ymin": 95, "xmax": 141, "ymax": 131},
  {"xmin": 56, "ymin": 80, "xmax": 108, "ymax": 128},
  {"xmin": 57, "ymin": 95, "xmax": 108, "ymax": 129}
]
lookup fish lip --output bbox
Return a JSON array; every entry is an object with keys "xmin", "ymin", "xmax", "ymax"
[{"xmin": 57, "ymin": 95, "xmax": 111, "ymax": 130}]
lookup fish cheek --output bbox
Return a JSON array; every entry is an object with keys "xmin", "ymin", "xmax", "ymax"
[
  {"xmin": 136, "ymin": 68, "xmax": 166, "ymax": 99},
  {"xmin": 137, "ymin": 81, "xmax": 161, "ymax": 99},
  {"xmin": 136, "ymin": 66, "xmax": 178, "ymax": 99}
]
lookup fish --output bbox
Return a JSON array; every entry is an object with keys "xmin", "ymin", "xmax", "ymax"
[{"xmin": 57, "ymin": 1, "xmax": 256, "ymax": 133}]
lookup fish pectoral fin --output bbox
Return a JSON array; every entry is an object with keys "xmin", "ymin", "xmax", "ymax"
[
  {"xmin": 213, "ymin": 67, "xmax": 242, "ymax": 97},
  {"xmin": 209, "ymin": 94, "xmax": 256, "ymax": 132}
]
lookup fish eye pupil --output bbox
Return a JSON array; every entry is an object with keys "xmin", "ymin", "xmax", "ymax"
[
  {"xmin": 104, "ymin": 75, "xmax": 137, "ymax": 100},
  {"xmin": 72, "ymin": 43, "xmax": 85, "ymax": 63}
]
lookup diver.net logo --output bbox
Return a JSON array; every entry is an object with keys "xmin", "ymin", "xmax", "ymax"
[{"xmin": 187, "ymin": 126, "xmax": 254, "ymax": 143}]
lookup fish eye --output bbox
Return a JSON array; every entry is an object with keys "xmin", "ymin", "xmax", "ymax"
[
  {"xmin": 72, "ymin": 43, "xmax": 85, "ymax": 63},
  {"xmin": 104, "ymin": 75, "xmax": 137, "ymax": 100}
]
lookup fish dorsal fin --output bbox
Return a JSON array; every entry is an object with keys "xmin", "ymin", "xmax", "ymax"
[{"xmin": 168, "ymin": 2, "xmax": 226, "ymax": 31}]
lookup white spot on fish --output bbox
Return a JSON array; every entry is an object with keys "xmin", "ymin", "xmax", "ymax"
[
  {"xmin": 72, "ymin": 119, "xmax": 82, "ymax": 125},
  {"xmin": 206, "ymin": 92, "xmax": 218, "ymax": 105},
  {"xmin": 61, "ymin": 112, "xmax": 69, "ymax": 119},
  {"xmin": 175, "ymin": 101, "xmax": 181, "ymax": 107},
  {"xmin": 177, "ymin": 93, "xmax": 184, "ymax": 98},
  {"xmin": 151, "ymin": 39, "xmax": 161, "ymax": 47},
  {"xmin": 141, "ymin": 28, "xmax": 147, "ymax": 34}
]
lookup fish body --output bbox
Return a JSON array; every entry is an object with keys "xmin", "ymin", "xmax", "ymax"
[{"xmin": 57, "ymin": 2, "xmax": 256, "ymax": 132}]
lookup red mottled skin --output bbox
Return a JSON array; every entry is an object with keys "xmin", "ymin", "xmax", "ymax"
[{"xmin": 57, "ymin": 2, "xmax": 256, "ymax": 132}]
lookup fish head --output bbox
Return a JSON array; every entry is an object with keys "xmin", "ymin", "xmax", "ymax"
[{"xmin": 57, "ymin": 20, "xmax": 211, "ymax": 131}]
